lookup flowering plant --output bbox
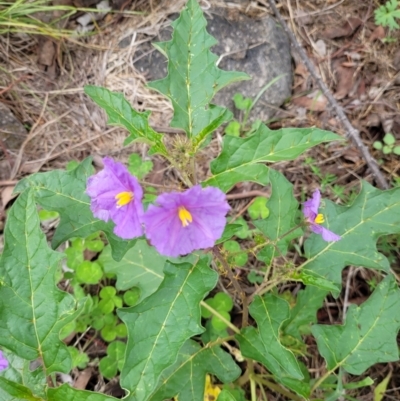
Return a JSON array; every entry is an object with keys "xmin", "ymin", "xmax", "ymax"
[{"xmin": 1, "ymin": 1, "xmax": 400, "ymax": 400}]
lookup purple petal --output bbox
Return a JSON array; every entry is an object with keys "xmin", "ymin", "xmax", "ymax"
[
  {"xmin": 86, "ymin": 157, "xmax": 144, "ymax": 239},
  {"xmin": 143, "ymin": 185, "xmax": 230, "ymax": 257},
  {"xmin": 0, "ymin": 351, "xmax": 8, "ymax": 370},
  {"xmin": 302, "ymin": 189, "xmax": 321, "ymax": 221},
  {"xmin": 310, "ymin": 223, "xmax": 341, "ymax": 242},
  {"xmin": 111, "ymin": 201, "xmax": 144, "ymax": 239}
]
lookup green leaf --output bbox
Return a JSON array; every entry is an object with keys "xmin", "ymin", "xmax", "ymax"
[
  {"xmin": 99, "ymin": 239, "xmax": 166, "ymax": 302},
  {"xmin": 254, "ymin": 169, "xmax": 303, "ymax": 261},
  {"xmin": 282, "ymin": 286, "xmax": 327, "ymax": 340},
  {"xmin": 1, "ymin": 352, "xmax": 46, "ymax": 399},
  {"xmin": 248, "ymin": 196, "xmax": 269, "ymax": 220},
  {"xmin": 375, "ymin": 0, "xmax": 400, "ymax": 30},
  {"xmin": 204, "ymin": 125, "xmax": 341, "ymax": 192},
  {"xmin": 149, "ymin": 340, "xmax": 240, "ymax": 401},
  {"xmin": 147, "ymin": 0, "xmax": 248, "ymax": 139},
  {"xmin": 312, "ymin": 275, "xmax": 400, "ymax": 375},
  {"xmin": 217, "ymin": 387, "xmax": 246, "ymax": 401},
  {"xmin": 224, "ymin": 121, "xmax": 241, "ymax": 137},
  {"xmin": 393, "ymin": 145, "xmax": 400, "ymax": 155},
  {"xmin": 373, "ymin": 141, "xmax": 383, "ymax": 150},
  {"xmin": 128, "ymin": 153, "xmax": 154, "ymax": 179},
  {"xmin": 213, "ymin": 292, "xmax": 233, "ymax": 312},
  {"xmin": 236, "ymin": 294, "xmax": 307, "ymax": 396},
  {"xmin": 84, "ymin": 86, "xmax": 167, "ymax": 156},
  {"xmin": 123, "ymin": 288, "xmax": 141, "ymax": 306},
  {"xmin": 302, "ymin": 183, "xmax": 400, "ymax": 291},
  {"xmin": 215, "ymin": 223, "xmax": 243, "ymax": 244},
  {"xmin": 14, "ymin": 158, "xmax": 136, "ymax": 262},
  {"xmin": 68, "ymin": 347, "xmax": 89, "ymax": 369},
  {"xmin": 383, "ymin": 133, "xmax": 395, "ymax": 145},
  {"xmin": 76, "ymin": 261, "xmax": 103, "ymax": 284},
  {"xmin": 119, "ymin": 257, "xmax": 217, "ymax": 401},
  {"xmin": 0, "ymin": 189, "xmax": 81, "ymax": 375},
  {"xmin": 47, "ymin": 384, "xmax": 119, "ymax": 401},
  {"xmin": 0, "ymin": 377, "xmax": 43, "ymax": 401},
  {"xmin": 233, "ymin": 93, "xmax": 252, "ymax": 111}
]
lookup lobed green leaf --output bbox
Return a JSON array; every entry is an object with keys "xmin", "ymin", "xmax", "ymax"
[
  {"xmin": 148, "ymin": 0, "xmax": 249, "ymax": 139},
  {"xmin": 204, "ymin": 125, "xmax": 341, "ymax": 192},
  {"xmin": 254, "ymin": 169, "xmax": 303, "ymax": 262},
  {"xmin": 0, "ymin": 190, "xmax": 80, "ymax": 375},
  {"xmin": 47, "ymin": 385, "xmax": 119, "ymax": 401},
  {"xmin": 84, "ymin": 86, "xmax": 167, "ymax": 156},
  {"xmin": 236, "ymin": 294, "xmax": 309, "ymax": 397},
  {"xmin": 149, "ymin": 340, "xmax": 240, "ymax": 401},
  {"xmin": 312, "ymin": 275, "xmax": 400, "ymax": 375},
  {"xmin": 119, "ymin": 257, "xmax": 217, "ymax": 401},
  {"xmin": 14, "ymin": 158, "xmax": 136, "ymax": 261},
  {"xmin": 302, "ymin": 183, "xmax": 400, "ymax": 292},
  {"xmin": 282, "ymin": 286, "xmax": 327, "ymax": 340},
  {"xmin": 99, "ymin": 239, "xmax": 166, "ymax": 301}
]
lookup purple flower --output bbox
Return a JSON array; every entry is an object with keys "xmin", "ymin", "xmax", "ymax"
[
  {"xmin": 86, "ymin": 157, "xmax": 144, "ymax": 239},
  {"xmin": 303, "ymin": 190, "xmax": 341, "ymax": 242},
  {"xmin": 0, "ymin": 351, "xmax": 8, "ymax": 370},
  {"xmin": 143, "ymin": 185, "xmax": 230, "ymax": 257}
]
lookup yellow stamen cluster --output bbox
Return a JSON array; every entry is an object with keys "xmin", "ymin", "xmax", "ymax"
[
  {"xmin": 178, "ymin": 206, "xmax": 193, "ymax": 227},
  {"xmin": 115, "ymin": 191, "xmax": 134, "ymax": 208},
  {"xmin": 314, "ymin": 213, "xmax": 325, "ymax": 224}
]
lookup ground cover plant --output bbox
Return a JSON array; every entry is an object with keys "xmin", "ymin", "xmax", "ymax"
[{"xmin": 0, "ymin": 0, "xmax": 400, "ymax": 400}]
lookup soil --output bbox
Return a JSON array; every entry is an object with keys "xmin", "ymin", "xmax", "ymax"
[{"xmin": 0, "ymin": 0, "xmax": 400, "ymax": 399}]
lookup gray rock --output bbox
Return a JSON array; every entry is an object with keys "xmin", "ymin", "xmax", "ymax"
[
  {"xmin": 0, "ymin": 102, "xmax": 27, "ymax": 150},
  {"xmin": 133, "ymin": 9, "xmax": 292, "ymax": 123}
]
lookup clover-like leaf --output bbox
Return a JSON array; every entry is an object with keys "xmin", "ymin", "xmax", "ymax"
[
  {"xmin": 302, "ymin": 182, "xmax": 400, "ymax": 291},
  {"xmin": 119, "ymin": 257, "xmax": 217, "ymax": 401},
  {"xmin": 149, "ymin": 340, "xmax": 240, "ymax": 401},
  {"xmin": 47, "ymin": 384, "xmax": 119, "ymax": 401},
  {"xmin": 148, "ymin": 0, "xmax": 248, "ymax": 141},
  {"xmin": 312, "ymin": 275, "xmax": 400, "ymax": 375},
  {"xmin": 14, "ymin": 158, "xmax": 136, "ymax": 261},
  {"xmin": 84, "ymin": 86, "xmax": 167, "ymax": 156},
  {"xmin": 254, "ymin": 169, "xmax": 303, "ymax": 263},
  {"xmin": 99, "ymin": 239, "xmax": 166, "ymax": 301},
  {"xmin": 204, "ymin": 125, "xmax": 341, "ymax": 192},
  {"xmin": 236, "ymin": 294, "xmax": 309, "ymax": 398},
  {"xmin": 0, "ymin": 190, "xmax": 80, "ymax": 375}
]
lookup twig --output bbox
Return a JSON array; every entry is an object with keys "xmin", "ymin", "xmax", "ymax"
[
  {"xmin": 213, "ymin": 247, "xmax": 249, "ymax": 328},
  {"xmin": 226, "ymin": 190, "xmax": 269, "ymax": 200},
  {"xmin": 264, "ymin": 0, "xmax": 389, "ymax": 190}
]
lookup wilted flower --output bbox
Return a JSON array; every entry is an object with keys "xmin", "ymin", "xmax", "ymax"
[
  {"xmin": 0, "ymin": 351, "xmax": 8, "ymax": 370},
  {"xmin": 86, "ymin": 157, "xmax": 144, "ymax": 239},
  {"xmin": 143, "ymin": 185, "xmax": 230, "ymax": 257},
  {"xmin": 303, "ymin": 189, "xmax": 341, "ymax": 242}
]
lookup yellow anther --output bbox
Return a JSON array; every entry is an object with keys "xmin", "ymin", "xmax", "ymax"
[
  {"xmin": 115, "ymin": 191, "xmax": 134, "ymax": 207},
  {"xmin": 314, "ymin": 213, "xmax": 325, "ymax": 224},
  {"xmin": 178, "ymin": 206, "xmax": 193, "ymax": 227}
]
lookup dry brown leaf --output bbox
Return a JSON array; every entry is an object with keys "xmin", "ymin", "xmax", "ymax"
[
  {"xmin": 321, "ymin": 17, "xmax": 362, "ymax": 39},
  {"xmin": 333, "ymin": 60, "xmax": 356, "ymax": 100},
  {"xmin": 292, "ymin": 94, "xmax": 327, "ymax": 112},
  {"xmin": 369, "ymin": 25, "xmax": 386, "ymax": 42},
  {"xmin": 1, "ymin": 186, "xmax": 16, "ymax": 210},
  {"xmin": 73, "ymin": 367, "xmax": 93, "ymax": 390}
]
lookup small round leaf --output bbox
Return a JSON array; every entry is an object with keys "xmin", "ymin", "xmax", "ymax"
[{"xmin": 76, "ymin": 261, "xmax": 103, "ymax": 284}]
